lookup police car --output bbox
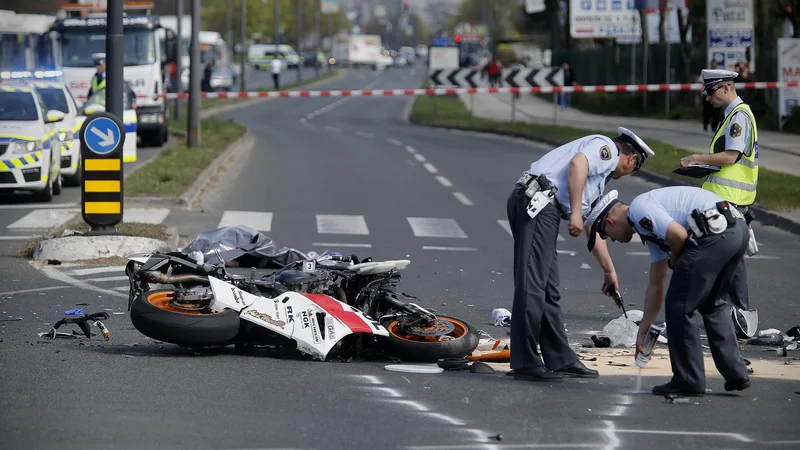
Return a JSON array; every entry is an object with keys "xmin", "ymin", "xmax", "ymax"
[
  {"xmin": 28, "ymin": 75, "xmax": 84, "ymax": 186},
  {"xmin": 76, "ymin": 80, "xmax": 138, "ymax": 163},
  {"xmin": 0, "ymin": 73, "xmax": 64, "ymax": 202}
]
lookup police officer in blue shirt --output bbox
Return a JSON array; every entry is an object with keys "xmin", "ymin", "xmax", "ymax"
[
  {"xmin": 507, "ymin": 128, "xmax": 654, "ymax": 382},
  {"xmin": 585, "ymin": 186, "xmax": 751, "ymax": 396}
]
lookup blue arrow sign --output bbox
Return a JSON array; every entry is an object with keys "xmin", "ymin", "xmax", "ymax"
[{"xmin": 84, "ymin": 116, "xmax": 121, "ymax": 155}]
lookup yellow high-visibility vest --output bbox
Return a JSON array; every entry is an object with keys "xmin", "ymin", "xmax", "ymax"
[
  {"xmin": 90, "ymin": 75, "xmax": 106, "ymax": 96},
  {"xmin": 702, "ymin": 102, "xmax": 759, "ymax": 206}
]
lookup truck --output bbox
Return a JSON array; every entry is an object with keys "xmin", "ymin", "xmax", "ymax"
[
  {"xmin": 45, "ymin": 1, "xmax": 177, "ymax": 147},
  {"xmin": 0, "ymin": 10, "xmax": 56, "ymax": 72},
  {"xmin": 330, "ymin": 34, "xmax": 389, "ymax": 70}
]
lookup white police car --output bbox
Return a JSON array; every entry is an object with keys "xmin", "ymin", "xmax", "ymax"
[
  {"xmin": 0, "ymin": 80, "xmax": 64, "ymax": 201},
  {"xmin": 75, "ymin": 81, "xmax": 138, "ymax": 163},
  {"xmin": 30, "ymin": 77, "xmax": 83, "ymax": 186}
]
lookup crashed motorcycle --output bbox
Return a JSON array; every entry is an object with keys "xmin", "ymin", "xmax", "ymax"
[{"xmin": 125, "ymin": 252, "xmax": 479, "ymax": 362}]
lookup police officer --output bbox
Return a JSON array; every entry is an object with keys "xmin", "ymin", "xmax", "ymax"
[
  {"xmin": 679, "ymin": 69, "xmax": 758, "ymax": 312},
  {"xmin": 507, "ymin": 128, "xmax": 655, "ymax": 382},
  {"xmin": 87, "ymin": 53, "xmax": 107, "ymax": 99},
  {"xmin": 585, "ymin": 186, "xmax": 751, "ymax": 396}
]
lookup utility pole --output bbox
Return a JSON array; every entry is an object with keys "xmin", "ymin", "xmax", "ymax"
[
  {"xmin": 327, "ymin": 13, "xmax": 332, "ymax": 72},
  {"xmin": 315, "ymin": 0, "xmax": 320, "ymax": 78},
  {"xmin": 297, "ymin": 0, "xmax": 303, "ymax": 81},
  {"xmin": 188, "ymin": 0, "xmax": 201, "ymax": 147},
  {"xmin": 174, "ymin": 0, "xmax": 182, "ymax": 120},
  {"xmin": 260, "ymin": 0, "xmax": 266, "ymax": 40},
  {"xmin": 226, "ymin": 0, "xmax": 233, "ymax": 61},
  {"xmin": 106, "ymin": 0, "xmax": 123, "ymax": 120},
  {"xmin": 275, "ymin": 0, "xmax": 280, "ymax": 46},
  {"xmin": 240, "ymin": 0, "xmax": 247, "ymax": 92}
]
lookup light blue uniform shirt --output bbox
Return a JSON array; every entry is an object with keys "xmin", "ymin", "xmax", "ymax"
[
  {"xmin": 628, "ymin": 186, "xmax": 724, "ymax": 262},
  {"xmin": 722, "ymin": 96, "xmax": 755, "ymax": 157},
  {"xmin": 526, "ymin": 135, "xmax": 619, "ymax": 217}
]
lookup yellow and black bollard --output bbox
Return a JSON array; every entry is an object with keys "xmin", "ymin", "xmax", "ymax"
[{"xmin": 79, "ymin": 111, "xmax": 125, "ymax": 235}]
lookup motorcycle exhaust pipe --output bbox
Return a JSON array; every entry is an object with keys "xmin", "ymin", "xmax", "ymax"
[{"xmin": 142, "ymin": 271, "xmax": 210, "ymax": 285}]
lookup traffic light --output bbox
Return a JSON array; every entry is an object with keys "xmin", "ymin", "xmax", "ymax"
[
  {"xmin": 454, "ymin": 35, "xmax": 462, "ymax": 43},
  {"xmin": 403, "ymin": 1, "xmax": 409, "ymax": 13}
]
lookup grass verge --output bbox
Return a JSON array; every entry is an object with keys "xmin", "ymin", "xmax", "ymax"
[
  {"xmin": 18, "ymin": 219, "xmax": 170, "ymax": 259},
  {"xmin": 410, "ymin": 93, "xmax": 800, "ymax": 211},
  {"xmin": 124, "ymin": 117, "xmax": 246, "ymax": 196}
]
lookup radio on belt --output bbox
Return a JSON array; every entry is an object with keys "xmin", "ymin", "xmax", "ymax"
[{"xmin": 526, "ymin": 174, "xmax": 558, "ymax": 219}]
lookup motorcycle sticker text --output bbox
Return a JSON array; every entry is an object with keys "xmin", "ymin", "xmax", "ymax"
[
  {"xmin": 325, "ymin": 316, "xmax": 336, "ymax": 341},
  {"xmin": 246, "ymin": 310, "xmax": 287, "ymax": 329},
  {"xmin": 306, "ymin": 308, "xmax": 322, "ymax": 344},
  {"xmin": 230, "ymin": 287, "xmax": 244, "ymax": 305},
  {"xmin": 273, "ymin": 300, "xmax": 281, "ymax": 320},
  {"xmin": 285, "ymin": 305, "xmax": 295, "ymax": 323}
]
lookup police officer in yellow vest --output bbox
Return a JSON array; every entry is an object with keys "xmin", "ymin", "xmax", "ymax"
[
  {"xmin": 87, "ymin": 52, "xmax": 107, "ymax": 100},
  {"xmin": 679, "ymin": 68, "xmax": 758, "ymax": 312}
]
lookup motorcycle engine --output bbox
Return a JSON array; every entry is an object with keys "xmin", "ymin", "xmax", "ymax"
[{"xmin": 274, "ymin": 269, "xmax": 326, "ymax": 293}]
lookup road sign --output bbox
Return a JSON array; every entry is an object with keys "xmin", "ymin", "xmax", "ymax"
[
  {"xmin": 778, "ymin": 38, "xmax": 800, "ymax": 117},
  {"xmin": 84, "ymin": 116, "xmax": 122, "ymax": 155},
  {"xmin": 79, "ymin": 111, "xmax": 125, "ymax": 234},
  {"xmin": 706, "ymin": 0, "xmax": 755, "ymax": 72},
  {"xmin": 428, "ymin": 47, "xmax": 460, "ymax": 73},
  {"xmin": 429, "ymin": 67, "xmax": 565, "ymax": 89},
  {"xmin": 321, "ymin": 0, "xmax": 339, "ymax": 15}
]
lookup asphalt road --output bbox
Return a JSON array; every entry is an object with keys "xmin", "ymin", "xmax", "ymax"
[{"xmin": 1, "ymin": 65, "xmax": 799, "ymax": 449}]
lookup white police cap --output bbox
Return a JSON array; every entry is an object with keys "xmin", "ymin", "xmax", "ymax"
[
  {"xmin": 617, "ymin": 127, "xmax": 655, "ymax": 170},
  {"xmin": 585, "ymin": 190, "xmax": 620, "ymax": 252},
  {"xmin": 92, "ymin": 53, "xmax": 106, "ymax": 64},
  {"xmin": 701, "ymin": 68, "xmax": 738, "ymax": 94}
]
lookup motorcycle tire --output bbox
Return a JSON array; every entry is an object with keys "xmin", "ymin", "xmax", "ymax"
[
  {"xmin": 379, "ymin": 315, "xmax": 479, "ymax": 362},
  {"xmin": 130, "ymin": 289, "xmax": 241, "ymax": 346}
]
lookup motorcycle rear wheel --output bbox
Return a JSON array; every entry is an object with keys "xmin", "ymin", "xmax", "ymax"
[
  {"xmin": 130, "ymin": 289, "xmax": 240, "ymax": 346},
  {"xmin": 380, "ymin": 315, "xmax": 479, "ymax": 362}
]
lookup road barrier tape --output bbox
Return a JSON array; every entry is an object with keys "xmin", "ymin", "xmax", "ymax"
[{"xmin": 149, "ymin": 81, "xmax": 800, "ymax": 100}]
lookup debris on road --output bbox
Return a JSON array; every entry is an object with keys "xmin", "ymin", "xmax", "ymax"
[{"xmin": 40, "ymin": 312, "xmax": 111, "ymax": 340}]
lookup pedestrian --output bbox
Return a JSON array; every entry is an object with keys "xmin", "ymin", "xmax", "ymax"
[
  {"xmin": 86, "ymin": 53, "xmax": 106, "ymax": 100},
  {"xmin": 679, "ymin": 68, "xmax": 759, "ymax": 313},
  {"xmin": 507, "ymin": 128, "xmax": 655, "ymax": 382},
  {"xmin": 201, "ymin": 59, "xmax": 213, "ymax": 92},
  {"xmin": 271, "ymin": 58, "xmax": 282, "ymax": 90},
  {"xmin": 700, "ymin": 61, "xmax": 722, "ymax": 132},
  {"xmin": 584, "ymin": 186, "xmax": 752, "ymax": 396},
  {"xmin": 559, "ymin": 61, "xmax": 574, "ymax": 109}
]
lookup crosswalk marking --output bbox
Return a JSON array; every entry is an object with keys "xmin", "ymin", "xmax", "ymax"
[
  {"xmin": 316, "ymin": 214, "xmax": 369, "ymax": 235},
  {"xmin": 498, "ymin": 219, "xmax": 512, "ymax": 236},
  {"xmin": 65, "ymin": 266, "xmax": 126, "ymax": 276},
  {"xmin": 407, "ymin": 217, "xmax": 467, "ymax": 238},
  {"xmin": 8, "ymin": 208, "xmax": 78, "ymax": 229},
  {"xmin": 558, "ymin": 234, "xmax": 566, "ymax": 242},
  {"xmin": 217, "ymin": 211, "xmax": 273, "ymax": 231},
  {"xmin": 123, "ymin": 208, "xmax": 170, "ymax": 224}
]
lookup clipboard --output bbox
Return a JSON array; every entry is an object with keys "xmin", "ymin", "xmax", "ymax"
[{"xmin": 672, "ymin": 164, "xmax": 721, "ymax": 178}]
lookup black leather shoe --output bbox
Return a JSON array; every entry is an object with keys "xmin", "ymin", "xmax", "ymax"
[
  {"xmin": 513, "ymin": 366, "xmax": 564, "ymax": 382},
  {"xmin": 553, "ymin": 361, "xmax": 599, "ymax": 378},
  {"xmin": 652, "ymin": 380, "xmax": 704, "ymax": 397},
  {"xmin": 724, "ymin": 377, "xmax": 751, "ymax": 392}
]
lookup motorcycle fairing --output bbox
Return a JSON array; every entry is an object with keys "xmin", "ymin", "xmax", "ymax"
[
  {"xmin": 208, "ymin": 276, "xmax": 259, "ymax": 311},
  {"xmin": 127, "ymin": 252, "xmax": 154, "ymax": 265}
]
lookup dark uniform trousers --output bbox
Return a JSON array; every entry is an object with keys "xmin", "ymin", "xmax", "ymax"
[
  {"xmin": 665, "ymin": 219, "xmax": 750, "ymax": 391},
  {"xmin": 507, "ymin": 184, "xmax": 578, "ymax": 371}
]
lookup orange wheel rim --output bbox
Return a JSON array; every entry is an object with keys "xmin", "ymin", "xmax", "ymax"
[
  {"xmin": 146, "ymin": 291, "xmax": 212, "ymax": 315},
  {"xmin": 386, "ymin": 317, "xmax": 469, "ymax": 343}
]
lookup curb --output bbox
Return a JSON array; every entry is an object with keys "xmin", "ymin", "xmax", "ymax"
[{"xmin": 408, "ymin": 116, "xmax": 800, "ymax": 236}]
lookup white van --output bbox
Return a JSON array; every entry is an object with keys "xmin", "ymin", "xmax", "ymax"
[{"xmin": 248, "ymin": 44, "xmax": 301, "ymax": 70}]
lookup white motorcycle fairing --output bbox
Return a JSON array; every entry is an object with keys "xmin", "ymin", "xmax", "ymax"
[{"xmin": 207, "ymin": 276, "xmax": 389, "ymax": 360}]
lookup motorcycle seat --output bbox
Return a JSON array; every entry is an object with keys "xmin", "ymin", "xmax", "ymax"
[{"xmin": 349, "ymin": 260, "xmax": 410, "ymax": 275}]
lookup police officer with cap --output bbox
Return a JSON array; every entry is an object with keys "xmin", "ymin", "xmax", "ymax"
[
  {"xmin": 507, "ymin": 127, "xmax": 654, "ymax": 382},
  {"xmin": 584, "ymin": 186, "xmax": 751, "ymax": 396},
  {"xmin": 679, "ymin": 68, "xmax": 758, "ymax": 313},
  {"xmin": 87, "ymin": 52, "xmax": 107, "ymax": 100}
]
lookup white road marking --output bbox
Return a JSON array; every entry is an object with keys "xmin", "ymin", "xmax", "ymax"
[
  {"xmin": 355, "ymin": 131, "xmax": 375, "ymax": 138},
  {"xmin": 436, "ymin": 176, "xmax": 453, "ymax": 187},
  {"xmin": 423, "ymin": 163, "xmax": 438, "ymax": 174},
  {"xmin": 407, "ymin": 217, "xmax": 467, "ymax": 238},
  {"xmin": 324, "ymin": 126, "xmax": 341, "ymax": 133},
  {"xmin": 83, "ymin": 276, "xmax": 130, "ymax": 283},
  {"xmin": 316, "ymin": 214, "xmax": 370, "ymax": 235},
  {"xmin": 0, "ymin": 285, "xmax": 69, "ymax": 297},
  {"xmin": 65, "ymin": 266, "xmax": 126, "ymax": 276},
  {"xmin": 406, "ymin": 444, "xmax": 605, "ymax": 449},
  {"xmin": 31, "ymin": 261, "xmax": 126, "ymax": 298},
  {"xmin": 312, "ymin": 242, "xmax": 372, "ymax": 248},
  {"xmin": 630, "ymin": 234, "xmax": 642, "ymax": 243},
  {"xmin": 388, "ymin": 399, "xmax": 429, "ymax": 412},
  {"xmin": 760, "ymin": 440, "xmax": 800, "ymax": 445},
  {"xmin": 421, "ymin": 412, "xmax": 465, "ymax": 426},
  {"xmin": 498, "ymin": 219, "xmax": 512, "ymax": 236},
  {"xmin": 360, "ymin": 387, "xmax": 402, "ymax": 397},
  {"xmin": 453, "ymin": 192, "xmax": 473, "ymax": 206},
  {"xmin": 217, "ymin": 211, "xmax": 273, "ymax": 232},
  {"xmin": 422, "ymin": 246, "xmax": 477, "ymax": 251},
  {"xmin": 386, "ymin": 138, "xmax": 403, "ymax": 146},
  {"xmin": 601, "ymin": 420, "xmax": 621, "ymax": 449},
  {"xmin": 0, "ymin": 203, "xmax": 79, "ymax": 210},
  {"xmin": 0, "ymin": 236, "xmax": 35, "ymax": 240},
  {"xmin": 608, "ymin": 429, "xmax": 752, "ymax": 442},
  {"xmin": 404, "ymin": 145, "xmax": 416, "ymax": 153},
  {"xmin": 354, "ymin": 375, "xmax": 382, "ymax": 384},
  {"xmin": 745, "ymin": 255, "xmax": 781, "ymax": 260},
  {"xmin": 122, "ymin": 208, "xmax": 170, "ymax": 224},
  {"xmin": 8, "ymin": 208, "xmax": 78, "ymax": 229},
  {"xmin": 413, "ymin": 153, "xmax": 427, "ymax": 163},
  {"xmin": 557, "ymin": 250, "xmax": 576, "ymax": 256},
  {"xmin": 625, "ymin": 252, "xmax": 651, "ymax": 256},
  {"xmin": 558, "ymin": 234, "xmax": 566, "ymax": 242}
]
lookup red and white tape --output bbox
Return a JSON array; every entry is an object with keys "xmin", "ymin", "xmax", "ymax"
[{"xmin": 143, "ymin": 81, "xmax": 800, "ymax": 100}]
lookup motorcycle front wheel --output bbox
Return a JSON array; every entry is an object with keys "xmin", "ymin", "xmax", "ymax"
[
  {"xmin": 379, "ymin": 315, "xmax": 479, "ymax": 362},
  {"xmin": 130, "ymin": 289, "xmax": 240, "ymax": 346}
]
